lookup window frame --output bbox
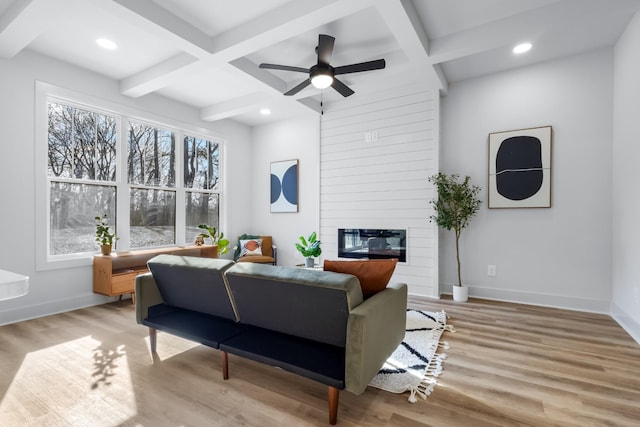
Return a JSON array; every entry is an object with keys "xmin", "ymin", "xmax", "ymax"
[{"xmin": 35, "ymin": 81, "xmax": 225, "ymax": 271}]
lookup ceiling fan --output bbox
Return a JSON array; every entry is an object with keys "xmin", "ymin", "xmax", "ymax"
[{"xmin": 259, "ymin": 34, "xmax": 386, "ymax": 97}]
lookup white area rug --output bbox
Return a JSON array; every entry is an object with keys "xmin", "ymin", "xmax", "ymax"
[{"xmin": 369, "ymin": 309, "xmax": 453, "ymax": 402}]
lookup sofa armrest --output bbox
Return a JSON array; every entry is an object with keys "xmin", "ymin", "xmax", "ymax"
[
  {"xmin": 135, "ymin": 272, "xmax": 164, "ymax": 325},
  {"xmin": 344, "ymin": 282, "xmax": 407, "ymax": 394}
]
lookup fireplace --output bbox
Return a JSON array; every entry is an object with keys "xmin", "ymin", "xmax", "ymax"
[{"xmin": 337, "ymin": 228, "xmax": 406, "ymax": 262}]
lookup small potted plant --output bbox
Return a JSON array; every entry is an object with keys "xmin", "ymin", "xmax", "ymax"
[
  {"xmin": 95, "ymin": 214, "xmax": 118, "ymax": 255},
  {"xmin": 295, "ymin": 231, "xmax": 322, "ymax": 267},
  {"xmin": 428, "ymin": 172, "xmax": 481, "ymax": 302},
  {"xmin": 198, "ymin": 224, "xmax": 230, "ymax": 258}
]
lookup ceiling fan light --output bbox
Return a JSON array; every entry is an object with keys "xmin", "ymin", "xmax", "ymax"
[{"xmin": 311, "ymin": 72, "xmax": 333, "ymax": 89}]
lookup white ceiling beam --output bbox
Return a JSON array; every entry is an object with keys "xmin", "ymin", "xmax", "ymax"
[
  {"xmin": 210, "ymin": 0, "xmax": 374, "ymax": 63},
  {"xmin": 120, "ymin": 52, "xmax": 199, "ymax": 97},
  {"xmin": 200, "ymin": 92, "xmax": 274, "ymax": 122},
  {"xmin": 92, "ymin": 0, "xmax": 213, "ymax": 58},
  {"xmin": 0, "ymin": 0, "xmax": 73, "ymax": 58},
  {"xmin": 428, "ymin": 0, "xmax": 613, "ymax": 64},
  {"xmin": 116, "ymin": 0, "xmax": 373, "ymax": 100},
  {"xmin": 374, "ymin": 0, "xmax": 447, "ymax": 93}
]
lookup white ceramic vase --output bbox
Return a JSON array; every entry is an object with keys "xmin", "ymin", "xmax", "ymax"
[{"xmin": 452, "ymin": 285, "xmax": 468, "ymax": 302}]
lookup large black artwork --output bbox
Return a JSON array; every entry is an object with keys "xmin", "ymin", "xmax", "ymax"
[{"xmin": 488, "ymin": 126, "xmax": 552, "ymax": 208}]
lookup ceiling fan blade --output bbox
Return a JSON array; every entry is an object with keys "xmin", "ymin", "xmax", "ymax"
[
  {"xmin": 331, "ymin": 77, "xmax": 354, "ymax": 97},
  {"xmin": 317, "ymin": 34, "xmax": 335, "ymax": 64},
  {"xmin": 334, "ymin": 59, "xmax": 386, "ymax": 75},
  {"xmin": 284, "ymin": 79, "xmax": 311, "ymax": 96},
  {"xmin": 259, "ymin": 63, "xmax": 309, "ymax": 73}
]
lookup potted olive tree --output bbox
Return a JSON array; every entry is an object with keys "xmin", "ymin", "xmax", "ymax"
[
  {"xmin": 198, "ymin": 224, "xmax": 230, "ymax": 258},
  {"xmin": 95, "ymin": 214, "xmax": 118, "ymax": 255},
  {"xmin": 428, "ymin": 172, "xmax": 481, "ymax": 302},
  {"xmin": 295, "ymin": 231, "xmax": 322, "ymax": 267}
]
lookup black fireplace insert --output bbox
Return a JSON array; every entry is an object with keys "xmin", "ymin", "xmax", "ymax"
[{"xmin": 337, "ymin": 228, "xmax": 406, "ymax": 262}]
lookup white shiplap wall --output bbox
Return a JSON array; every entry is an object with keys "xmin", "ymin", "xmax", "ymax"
[{"xmin": 319, "ymin": 84, "xmax": 439, "ymax": 297}]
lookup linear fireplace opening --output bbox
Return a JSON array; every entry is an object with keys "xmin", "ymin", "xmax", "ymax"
[{"xmin": 337, "ymin": 228, "xmax": 407, "ymax": 262}]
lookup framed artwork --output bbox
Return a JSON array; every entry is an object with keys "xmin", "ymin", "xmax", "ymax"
[
  {"xmin": 270, "ymin": 159, "xmax": 298, "ymax": 212},
  {"xmin": 488, "ymin": 126, "xmax": 552, "ymax": 208}
]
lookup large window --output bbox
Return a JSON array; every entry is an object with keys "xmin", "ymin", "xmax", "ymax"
[
  {"xmin": 47, "ymin": 102, "xmax": 117, "ymax": 255},
  {"xmin": 128, "ymin": 122, "xmax": 176, "ymax": 248},
  {"xmin": 184, "ymin": 135, "xmax": 220, "ymax": 244},
  {"xmin": 44, "ymin": 95, "xmax": 223, "ymax": 260}
]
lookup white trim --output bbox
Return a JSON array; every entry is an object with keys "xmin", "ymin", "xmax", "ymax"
[
  {"xmin": 440, "ymin": 283, "xmax": 611, "ymax": 314},
  {"xmin": 611, "ymin": 301, "xmax": 640, "ymax": 345}
]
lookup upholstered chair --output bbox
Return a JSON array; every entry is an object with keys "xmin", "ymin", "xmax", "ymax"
[{"xmin": 234, "ymin": 235, "xmax": 277, "ymax": 265}]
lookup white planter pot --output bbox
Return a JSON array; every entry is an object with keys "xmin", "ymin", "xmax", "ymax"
[
  {"xmin": 305, "ymin": 257, "xmax": 315, "ymax": 268},
  {"xmin": 452, "ymin": 285, "xmax": 468, "ymax": 302}
]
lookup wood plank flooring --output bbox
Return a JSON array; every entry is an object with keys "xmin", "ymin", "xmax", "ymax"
[{"xmin": 1, "ymin": 296, "xmax": 639, "ymax": 426}]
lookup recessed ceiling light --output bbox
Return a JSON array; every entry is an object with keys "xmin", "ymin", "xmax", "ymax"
[
  {"xmin": 260, "ymin": 108, "xmax": 271, "ymax": 115},
  {"xmin": 96, "ymin": 38, "xmax": 117, "ymax": 50},
  {"xmin": 513, "ymin": 43, "xmax": 532, "ymax": 54}
]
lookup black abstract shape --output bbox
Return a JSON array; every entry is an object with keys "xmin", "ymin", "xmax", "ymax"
[{"xmin": 496, "ymin": 136, "xmax": 543, "ymax": 200}]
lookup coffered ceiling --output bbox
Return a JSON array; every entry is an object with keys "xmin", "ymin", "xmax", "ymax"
[{"xmin": 1, "ymin": 0, "xmax": 639, "ymax": 126}]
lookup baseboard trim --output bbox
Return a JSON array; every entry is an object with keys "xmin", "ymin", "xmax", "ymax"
[
  {"xmin": 0, "ymin": 293, "xmax": 122, "ymax": 326},
  {"xmin": 611, "ymin": 301, "xmax": 640, "ymax": 345},
  {"xmin": 440, "ymin": 284, "xmax": 610, "ymax": 314}
]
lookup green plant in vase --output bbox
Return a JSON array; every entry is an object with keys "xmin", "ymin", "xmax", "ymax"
[
  {"xmin": 428, "ymin": 172, "xmax": 481, "ymax": 302},
  {"xmin": 95, "ymin": 214, "xmax": 118, "ymax": 255},
  {"xmin": 295, "ymin": 231, "xmax": 322, "ymax": 267}
]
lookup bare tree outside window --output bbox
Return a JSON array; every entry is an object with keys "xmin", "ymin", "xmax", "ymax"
[
  {"xmin": 128, "ymin": 121, "xmax": 176, "ymax": 248},
  {"xmin": 47, "ymin": 102, "xmax": 117, "ymax": 255},
  {"xmin": 45, "ymin": 99, "xmax": 224, "ymax": 257},
  {"xmin": 184, "ymin": 135, "xmax": 220, "ymax": 244}
]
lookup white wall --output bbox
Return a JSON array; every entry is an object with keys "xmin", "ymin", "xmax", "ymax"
[
  {"xmin": 250, "ymin": 115, "xmax": 320, "ymax": 267},
  {"xmin": 441, "ymin": 48, "xmax": 613, "ymax": 313},
  {"xmin": 319, "ymin": 84, "xmax": 440, "ymax": 297},
  {"xmin": 612, "ymin": 12, "xmax": 640, "ymax": 342},
  {"xmin": 0, "ymin": 50, "xmax": 252, "ymax": 325}
]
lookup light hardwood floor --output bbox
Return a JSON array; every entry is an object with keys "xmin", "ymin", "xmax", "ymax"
[{"xmin": 1, "ymin": 296, "xmax": 639, "ymax": 426}]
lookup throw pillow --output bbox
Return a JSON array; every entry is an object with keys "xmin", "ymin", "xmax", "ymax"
[
  {"xmin": 234, "ymin": 234, "xmax": 260, "ymax": 260},
  {"xmin": 323, "ymin": 259, "xmax": 398, "ymax": 298},
  {"xmin": 239, "ymin": 239, "xmax": 263, "ymax": 257}
]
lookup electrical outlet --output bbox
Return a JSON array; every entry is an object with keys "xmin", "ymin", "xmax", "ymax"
[
  {"xmin": 488, "ymin": 265, "xmax": 496, "ymax": 276},
  {"xmin": 372, "ymin": 131, "xmax": 378, "ymax": 141},
  {"xmin": 364, "ymin": 132, "xmax": 372, "ymax": 142}
]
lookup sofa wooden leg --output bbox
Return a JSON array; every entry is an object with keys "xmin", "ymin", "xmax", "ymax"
[
  {"xmin": 222, "ymin": 351, "xmax": 229, "ymax": 380},
  {"xmin": 149, "ymin": 327, "xmax": 157, "ymax": 353},
  {"xmin": 328, "ymin": 386, "xmax": 339, "ymax": 425}
]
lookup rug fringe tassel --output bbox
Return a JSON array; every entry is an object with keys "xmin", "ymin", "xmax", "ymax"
[{"xmin": 407, "ymin": 351, "xmax": 447, "ymax": 403}]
